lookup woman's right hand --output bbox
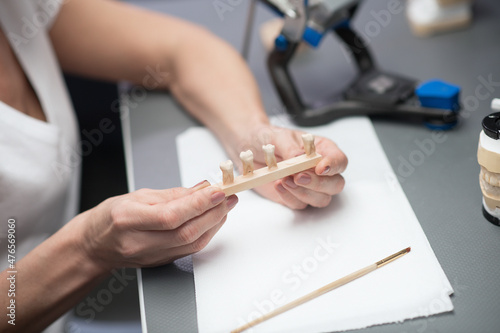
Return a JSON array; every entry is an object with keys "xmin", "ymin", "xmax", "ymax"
[{"xmin": 75, "ymin": 181, "xmax": 237, "ymax": 270}]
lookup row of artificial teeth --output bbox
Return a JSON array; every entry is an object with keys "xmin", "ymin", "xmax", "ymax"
[
  {"xmin": 480, "ymin": 177, "xmax": 500, "ymax": 197},
  {"xmin": 481, "ymin": 167, "xmax": 500, "ymax": 187}
]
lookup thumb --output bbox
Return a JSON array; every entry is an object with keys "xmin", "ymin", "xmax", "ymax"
[{"xmin": 147, "ymin": 181, "xmax": 212, "ymax": 204}]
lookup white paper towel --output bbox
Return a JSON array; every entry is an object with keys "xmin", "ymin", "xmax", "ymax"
[{"xmin": 176, "ymin": 116, "xmax": 453, "ymax": 333}]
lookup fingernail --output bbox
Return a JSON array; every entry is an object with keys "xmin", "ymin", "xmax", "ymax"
[
  {"xmin": 192, "ymin": 180, "xmax": 210, "ymax": 190},
  {"xmin": 284, "ymin": 178, "xmax": 298, "ymax": 189},
  {"xmin": 211, "ymin": 191, "xmax": 225, "ymax": 205},
  {"xmin": 227, "ymin": 195, "xmax": 238, "ymax": 209},
  {"xmin": 276, "ymin": 183, "xmax": 286, "ymax": 193},
  {"xmin": 321, "ymin": 166, "xmax": 331, "ymax": 175},
  {"xmin": 297, "ymin": 174, "xmax": 311, "ymax": 185}
]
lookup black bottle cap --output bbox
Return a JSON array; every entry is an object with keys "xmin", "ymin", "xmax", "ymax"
[
  {"xmin": 482, "ymin": 206, "xmax": 500, "ymax": 227},
  {"xmin": 482, "ymin": 112, "xmax": 500, "ymax": 140}
]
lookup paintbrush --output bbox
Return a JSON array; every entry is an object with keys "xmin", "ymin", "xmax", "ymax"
[{"xmin": 231, "ymin": 247, "xmax": 411, "ymax": 333}]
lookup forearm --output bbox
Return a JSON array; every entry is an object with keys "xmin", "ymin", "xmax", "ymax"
[
  {"xmin": 0, "ymin": 213, "xmax": 109, "ymax": 332},
  {"xmin": 166, "ymin": 26, "xmax": 270, "ymax": 155},
  {"xmin": 50, "ymin": 0, "xmax": 270, "ymax": 157}
]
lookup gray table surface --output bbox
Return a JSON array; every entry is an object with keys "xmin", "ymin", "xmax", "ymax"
[{"xmin": 121, "ymin": 1, "xmax": 500, "ymax": 332}]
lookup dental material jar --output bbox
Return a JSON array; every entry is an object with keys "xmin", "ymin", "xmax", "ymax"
[{"xmin": 477, "ymin": 99, "xmax": 500, "ymax": 226}]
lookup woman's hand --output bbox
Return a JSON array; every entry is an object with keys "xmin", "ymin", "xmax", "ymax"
[
  {"xmin": 76, "ymin": 182, "xmax": 238, "ymax": 270},
  {"xmin": 228, "ymin": 125, "xmax": 347, "ymax": 210}
]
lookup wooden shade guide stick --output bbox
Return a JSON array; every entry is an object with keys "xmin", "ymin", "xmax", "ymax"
[
  {"xmin": 214, "ymin": 153, "xmax": 321, "ymax": 196},
  {"xmin": 231, "ymin": 247, "xmax": 411, "ymax": 333},
  {"xmin": 213, "ymin": 133, "xmax": 320, "ymax": 196}
]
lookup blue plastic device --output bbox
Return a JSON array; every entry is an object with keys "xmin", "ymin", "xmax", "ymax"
[{"xmin": 416, "ymin": 80, "xmax": 460, "ymax": 111}]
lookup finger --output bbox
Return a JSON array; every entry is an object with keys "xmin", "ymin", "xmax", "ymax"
[
  {"xmin": 314, "ymin": 139, "xmax": 348, "ymax": 176},
  {"xmin": 140, "ymin": 216, "xmax": 228, "ymax": 267},
  {"xmin": 273, "ymin": 133, "xmax": 304, "ymax": 160},
  {"xmin": 275, "ymin": 179, "xmax": 308, "ymax": 210},
  {"xmin": 131, "ymin": 180, "xmax": 211, "ymax": 204},
  {"xmin": 171, "ymin": 195, "xmax": 238, "ymax": 247},
  {"xmin": 116, "ymin": 195, "xmax": 237, "ymax": 265},
  {"xmin": 281, "ymin": 176, "xmax": 333, "ymax": 208},
  {"xmin": 293, "ymin": 172, "xmax": 346, "ymax": 196},
  {"xmin": 131, "ymin": 188, "xmax": 189, "ymax": 204},
  {"xmin": 188, "ymin": 214, "xmax": 227, "ymax": 253},
  {"xmin": 133, "ymin": 186, "xmax": 229, "ymax": 230}
]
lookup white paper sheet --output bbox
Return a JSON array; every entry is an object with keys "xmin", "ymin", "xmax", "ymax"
[{"xmin": 176, "ymin": 116, "xmax": 453, "ymax": 333}]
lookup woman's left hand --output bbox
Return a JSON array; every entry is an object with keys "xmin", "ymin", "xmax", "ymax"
[{"xmin": 228, "ymin": 125, "xmax": 348, "ymax": 209}]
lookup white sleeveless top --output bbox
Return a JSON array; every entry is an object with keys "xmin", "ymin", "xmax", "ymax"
[{"xmin": 0, "ymin": 1, "xmax": 81, "ymax": 272}]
